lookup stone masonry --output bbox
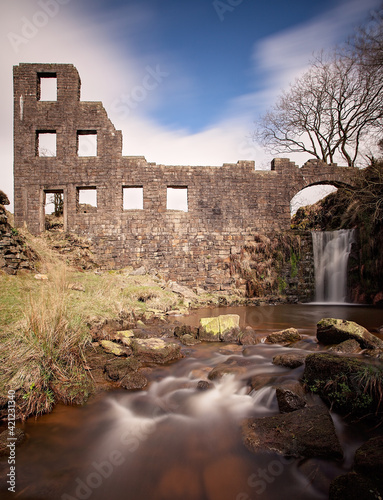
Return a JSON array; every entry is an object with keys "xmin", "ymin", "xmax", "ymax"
[{"xmin": 13, "ymin": 63, "xmax": 360, "ymax": 289}]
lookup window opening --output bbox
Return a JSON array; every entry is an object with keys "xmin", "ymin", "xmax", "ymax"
[
  {"xmin": 77, "ymin": 131, "xmax": 97, "ymax": 157},
  {"xmin": 37, "ymin": 131, "xmax": 56, "ymax": 157},
  {"xmin": 167, "ymin": 187, "xmax": 188, "ymax": 212},
  {"xmin": 77, "ymin": 188, "xmax": 97, "ymax": 213},
  {"xmin": 38, "ymin": 73, "xmax": 57, "ymax": 101},
  {"xmin": 123, "ymin": 187, "xmax": 144, "ymax": 210}
]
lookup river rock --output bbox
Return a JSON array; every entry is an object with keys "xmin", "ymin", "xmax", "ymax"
[
  {"xmin": 272, "ymin": 352, "xmax": 308, "ymax": 369},
  {"xmin": 276, "ymin": 387, "xmax": 307, "ymax": 413},
  {"xmin": 119, "ymin": 372, "xmax": 148, "ymax": 390},
  {"xmin": 104, "ymin": 357, "xmax": 141, "ymax": 381},
  {"xmin": 179, "ymin": 334, "xmax": 201, "ymax": 346},
  {"xmin": 199, "ymin": 314, "xmax": 240, "ymax": 342},
  {"xmin": 196, "ymin": 380, "xmax": 212, "ymax": 391},
  {"xmin": 131, "ymin": 338, "xmax": 182, "ymax": 364},
  {"xmin": 317, "ymin": 318, "xmax": 383, "ymax": 350},
  {"xmin": 265, "ymin": 328, "xmax": 302, "ymax": 345},
  {"xmin": 354, "ymin": 436, "xmax": 383, "ymax": 490},
  {"xmin": 239, "ymin": 327, "xmax": 261, "ymax": 345},
  {"xmin": 329, "ymin": 472, "xmax": 380, "ymax": 500},
  {"xmin": 100, "ymin": 340, "xmax": 130, "ymax": 356},
  {"xmin": 242, "ymin": 405, "xmax": 343, "ymax": 459},
  {"xmin": 174, "ymin": 325, "xmax": 198, "ymax": 338}
]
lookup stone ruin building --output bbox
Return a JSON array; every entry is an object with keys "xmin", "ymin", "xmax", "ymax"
[{"xmin": 13, "ymin": 63, "xmax": 357, "ymax": 290}]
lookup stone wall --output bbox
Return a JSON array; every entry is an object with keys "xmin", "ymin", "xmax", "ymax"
[
  {"xmin": 13, "ymin": 63, "xmax": 359, "ymax": 289},
  {"xmin": 0, "ymin": 206, "xmax": 36, "ymax": 275}
]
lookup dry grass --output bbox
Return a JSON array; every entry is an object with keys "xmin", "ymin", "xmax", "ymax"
[{"xmin": 0, "ymin": 263, "xmax": 92, "ymax": 419}]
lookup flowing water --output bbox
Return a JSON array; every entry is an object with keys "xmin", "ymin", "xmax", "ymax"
[
  {"xmin": 1, "ymin": 304, "xmax": 382, "ymax": 500},
  {"xmin": 312, "ymin": 230, "xmax": 355, "ymax": 303}
]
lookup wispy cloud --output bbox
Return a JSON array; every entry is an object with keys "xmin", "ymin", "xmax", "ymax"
[{"xmin": 252, "ymin": 0, "xmax": 382, "ymax": 103}]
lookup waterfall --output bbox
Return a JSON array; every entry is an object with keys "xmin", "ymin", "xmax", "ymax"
[{"xmin": 311, "ymin": 229, "xmax": 355, "ymax": 303}]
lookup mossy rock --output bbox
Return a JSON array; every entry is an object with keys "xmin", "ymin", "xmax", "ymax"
[
  {"xmin": 100, "ymin": 340, "xmax": 129, "ymax": 357},
  {"xmin": 303, "ymin": 353, "xmax": 383, "ymax": 416},
  {"xmin": 317, "ymin": 318, "xmax": 383, "ymax": 350},
  {"xmin": 199, "ymin": 314, "xmax": 240, "ymax": 342}
]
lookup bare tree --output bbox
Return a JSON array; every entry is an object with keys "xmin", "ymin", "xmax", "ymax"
[{"xmin": 255, "ymin": 47, "xmax": 383, "ymax": 167}]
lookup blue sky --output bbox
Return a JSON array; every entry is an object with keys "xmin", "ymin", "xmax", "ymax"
[{"xmin": 1, "ymin": 0, "xmax": 381, "ymax": 210}]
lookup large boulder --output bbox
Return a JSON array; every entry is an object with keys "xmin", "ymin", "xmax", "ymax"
[
  {"xmin": 131, "ymin": 338, "xmax": 182, "ymax": 364},
  {"xmin": 242, "ymin": 405, "xmax": 343, "ymax": 459},
  {"xmin": 199, "ymin": 314, "xmax": 240, "ymax": 342},
  {"xmin": 303, "ymin": 353, "xmax": 383, "ymax": 416},
  {"xmin": 317, "ymin": 318, "xmax": 383, "ymax": 350}
]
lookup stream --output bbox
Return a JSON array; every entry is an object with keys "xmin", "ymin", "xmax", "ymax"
[{"xmin": 1, "ymin": 304, "xmax": 383, "ymax": 500}]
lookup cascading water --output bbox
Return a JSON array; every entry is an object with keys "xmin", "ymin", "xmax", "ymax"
[{"xmin": 311, "ymin": 229, "xmax": 355, "ymax": 303}]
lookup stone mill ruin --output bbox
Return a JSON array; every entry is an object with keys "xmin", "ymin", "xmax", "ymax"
[{"xmin": 13, "ymin": 63, "xmax": 358, "ymax": 292}]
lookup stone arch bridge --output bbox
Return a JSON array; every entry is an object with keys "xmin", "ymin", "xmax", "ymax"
[{"xmin": 13, "ymin": 63, "xmax": 360, "ymax": 288}]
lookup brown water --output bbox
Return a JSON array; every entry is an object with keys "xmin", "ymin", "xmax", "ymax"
[{"xmin": 1, "ymin": 304, "xmax": 382, "ymax": 500}]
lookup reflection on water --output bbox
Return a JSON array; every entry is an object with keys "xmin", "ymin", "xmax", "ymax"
[{"xmin": 0, "ymin": 305, "xmax": 382, "ymax": 500}]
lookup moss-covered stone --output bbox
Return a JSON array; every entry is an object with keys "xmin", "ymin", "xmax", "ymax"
[
  {"xmin": 317, "ymin": 318, "xmax": 383, "ymax": 350},
  {"xmin": 303, "ymin": 353, "xmax": 383, "ymax": 417},
  {"xmin": 199, "ymin": 314, "xmax": 240, "ymax": 342},
  {"xmin": 100, "ymin": 340, "xmax": 129, "ymax": 356},
  {"xmin": 114, "ymin": 330, "xmax": 135, "ymax": 346},
  {"xmin": 199, "ymin": 317, "xmax": 221, "ymax": 341}
]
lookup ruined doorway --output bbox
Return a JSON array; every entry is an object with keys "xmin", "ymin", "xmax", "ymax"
[{"xmin": 44, "ymin": 190, "xmax": 65, "ymax": 231}]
